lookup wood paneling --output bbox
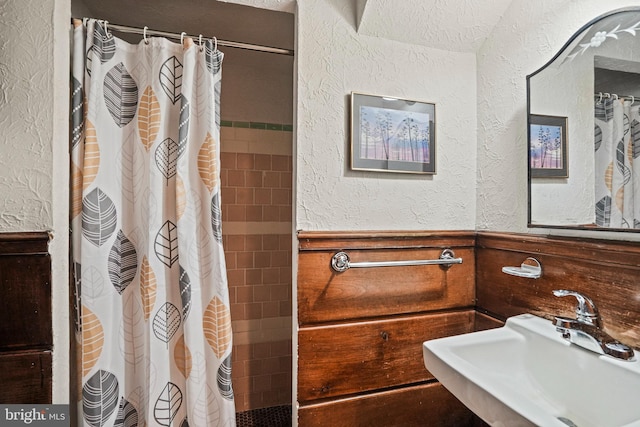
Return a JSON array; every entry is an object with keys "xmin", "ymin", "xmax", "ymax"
[
  {"xmin": 0, "ymin": 351, "xmax": 52, "ymax": 403},
  {"xmin": 297, "ymin": 231, "xmax": 477, "ymax": 425},
  {"xmin": 0, "ymin": 232, "xmax": 52, "ymax": 403},
  {"xmin": 476, "ymin": 232, "xmax": 640, "ymax": 348},
  {"xmin": 298, "ymin": 231, "xmax": 475, "ymax": 325},
  {"xmin": 298, "ymin": 230, "xmax": 476, "ymax": 251},
  {"xmin": 0, "ymin": 254, "xmax": 52, "ymax": 350},
  {"xmin": 298, "ymin": 382, "xmax": 474, "ymax": 427},
  {"xmin": 298, "ymin": 310, "xmax": 474, "ymax": 402}
]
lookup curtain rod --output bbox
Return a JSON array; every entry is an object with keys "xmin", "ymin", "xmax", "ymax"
[
  {"xmin": 594, "ymin": 92, "xmax": 638, "ymax": 101},
  {"xmin": 73, "ymin": 18, "xmax": 294, "ymax": 56}
]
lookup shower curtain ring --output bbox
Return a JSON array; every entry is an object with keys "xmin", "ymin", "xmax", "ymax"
[
  {"xmin": 104, "ymin": 20, "xmax": 109, "ymax": 34},
  {"xmin": 632, "ymin": 96, "xmax": 635, "ymax": 106},
  {"xmin": 143, "ymin": 26, "xmax": 149, "ymax": 45},
  {"xmin": 214, "ymin": 36, "xmax": 218, "ymax": 52},
  {"xmin": 198, "ymin": 34, "xmax": 203, "ymax": 51},
  {"xmin": 181, "ymin": 31, "xmax": 186, "ymax": 45}
]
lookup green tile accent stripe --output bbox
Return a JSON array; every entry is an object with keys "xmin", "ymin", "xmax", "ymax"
[{"xmin": 221, "ymin": 120, "xmax": 292, "ymax": 132}]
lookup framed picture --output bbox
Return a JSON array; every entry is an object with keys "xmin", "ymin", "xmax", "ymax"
[
  {"xmin": 529, "ymin": 114, "xmax": 568, "ymax": 178},
  {"xmin": 350, "ymin": 92, "xmax": 436, "ymax": 174}
]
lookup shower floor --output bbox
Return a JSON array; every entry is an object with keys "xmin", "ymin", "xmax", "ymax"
[{"xmin": 236, "ymin": 405, "xmax": 292, "ymax": 427}]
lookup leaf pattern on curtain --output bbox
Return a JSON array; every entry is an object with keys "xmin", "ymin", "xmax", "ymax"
[
  {"xmin": 187, "ymin": 223, "xmax": 212, "ymax": 279},
  {"xmin": 203, "ymin": 296, "xmax": 232, "ymax": 358},
  {"xmin": 205, "ymin": 42, "xmax": 223, "ymax": 75},
  {"xmin": 140, "ymin": 256, "xmax": 157, "ymax": 320},
  {"xmin": 160, "ymin": 56, "xmax": 183, "ymax": 104},
  {"xmin": 72, "ymin": 162, "xmax": 84, "ymax": 218},
  {"xmin": 595, "ymin": 98, "xmax": 614, "ymax": 122},
  {"xmin": 623, "ymin": 113, "xmax": 631, "ymax": 137},
  {"xmin": 127, "ymin": 387, "xmax": 148, "ymax": 427},
  {"xmin": 93, "ymin": 22, "xmax": 116, "ymax": 64},
  {"xmin": 178, "ymin": 96, "xmax": 190, "ymax": 159},
  {"xmin": 217, "ymin": 355, "xmax": 234, "ymax": 400},
  {"xmin": 108, "ymin": 230, "xmax": 138, "ymax": 294},
  {"xmin": 179, "ymin": 265, "xmax": 192, "ymax": 320},
  {"xmin": 174, "ymin": 334, "xmax": 193, "ymax": 379},
  {"xmin": 176, "ymin": 175, "xmax": 187, "ymax": 221},
  {"xmin": 595, "ymin": 124, "xmax": 602, "ymax": 152},
  {"xmin": 192, "ymin": 385, "xmax": 221, "ymax": 426},
  {"xmin": 138, "ymin": 85, "xmax": 162, "ymax": 151},
  {"xmin": 82, "ymin": 305, "xmax": 104, "ymax": 377},
  {"xmin": 104, "ymin": 62, "xmax": 139, "ymax": 128},
  {"xmin": 86, "ymin": 46, "xmax": 95, "ymax": 77},
  {"xmin": 114, "ymin": 397, "xmax": 138, "ymax": 427},
  {"xmin": 596, "ymin": 196, "xmax": 612, "ymax": 226},
  {"xmin": 155, "ymin": 138, "xmax": 179, "ymax": 182},
  {"xmin": 72, "ymin": 77, "xmax": 84, "ymax": 149},
  {"xmin": 84, "ymin": 120, "xmax": 100, "ymax": 191},
  {"xmin": 616, "ymin": 140, "xmax": 632, "ymax": 185},
  {"xmin": 153, "ymin": 302, "xmax": 181, "ymax": 344},
  {"xmin": 83, "ymin": 369, "xmax": 119, "ymax": 427},
  {"xmin": 155, "ymin": 220, "xmax": 179, "ymax": 267},
  {"xmin": 198, "ymin": 133, "xmax": 218, "ymax": 192},
  {"xmin": 616, "ymin": 186, "xmax": 626, "ymax": 214},
  {"xmin": 211, "ymin": 193, "xmax": 223, "ymax": 243},
  {"xmin": 121, "ymin": 292, "xmax": 144, "ymax": 366},
  {"xmin": 214, "ymin": 82, "xmax": 222, "ymax": 131},
  {"xmin": 632, "ymin": 119, "xmax": 640, "ymax": 159},
  {"xmin": 82, "ymin": 188, "xmax": 118, "ymax": 247},
  {"xmin": 154, "ymin": 382, "xmax": 183, "ymax": 426},
  {"xmin": 84, "ymin": 265, "xmax": 106, "ymax": 299},
  {"xmin": 117, "ymin": 132, "xmax": 145, "ymax": 205}
]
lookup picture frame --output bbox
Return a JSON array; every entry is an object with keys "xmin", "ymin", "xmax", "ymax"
[
  {"xmin": 350, "ymin": 92, "xmax": 436, "ymax": 174},
  {"xmin": 529, "ymin": 114, "xmax": 568, "ymax": 178}
]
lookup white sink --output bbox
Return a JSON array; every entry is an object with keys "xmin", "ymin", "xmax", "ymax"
[{"xmin": 423, "ymin": 314, "xmax": 640, "ymax": 427}]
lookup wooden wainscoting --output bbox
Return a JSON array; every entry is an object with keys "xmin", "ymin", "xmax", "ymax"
[
  {"xmin": 0, "ymin": 232, "xmax": 52, "ymax": 403},
  {"xmin": 297, "ymin": 231, "xmax": 477, "ymax": 426},
  {"xmin": 476, "ymin": 232, "xmax": 640, "ymax": 349}
]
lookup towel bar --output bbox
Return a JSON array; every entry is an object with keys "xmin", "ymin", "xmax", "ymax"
[{"xmin": 330, "ymin": 248, "xmax": 462, "ymax": 273}]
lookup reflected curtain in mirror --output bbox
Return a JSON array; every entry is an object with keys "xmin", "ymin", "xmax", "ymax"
[{"xmin": 594, "ymin": 97, "xmax": 640, "ymax": 228}]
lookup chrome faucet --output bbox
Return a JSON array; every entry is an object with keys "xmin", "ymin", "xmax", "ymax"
[{"xmin": 552, "ymin": 289, "xmax": 635, "ymax": 361}]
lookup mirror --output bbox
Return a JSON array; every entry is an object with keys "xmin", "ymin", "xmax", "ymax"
[{"xmin": 528, "ymin": 7, "xmax": 640, "ymax": 232}]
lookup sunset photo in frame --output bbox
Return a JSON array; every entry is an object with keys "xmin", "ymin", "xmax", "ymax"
[
  {"xmin": 351, "ymin": 92, "xmax": 436, "ymax": 174},
  {"xmin": 529, "ymin": 114, "xmax": 568, "ymax": 178}
]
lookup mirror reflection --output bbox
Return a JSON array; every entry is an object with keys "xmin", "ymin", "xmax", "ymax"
[{"xmin": 528, "ymin": 7, "xmax": 640, "ymax": 231}]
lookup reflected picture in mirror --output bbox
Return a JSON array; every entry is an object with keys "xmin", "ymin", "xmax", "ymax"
[
  {"xmin": 529, "ymin": 115, "xmax": 568, "ymax": 178},
  {"xmin": 527, "ymin": 7, "xmax": 640, "ymax": 232}
]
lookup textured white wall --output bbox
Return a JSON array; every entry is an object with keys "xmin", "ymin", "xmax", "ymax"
[
  {"xmin": 0, "ymin": 0, "xmax": 71, "ymax": 403},
  {"xmin": 476, "ymin": 0, "xmax": 640, "ymax": 235},
  {"xmin": 0, "ymin": 0, "xmax": 56, "ymax": 230},
  {"xmin": 295, "ymin": 0, "xmax": 478, "ymax": 231}
]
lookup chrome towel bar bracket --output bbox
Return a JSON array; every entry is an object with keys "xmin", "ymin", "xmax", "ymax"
[{"xmin": 330, "ymin": 248, "xmax": 462, "ymax": 273}]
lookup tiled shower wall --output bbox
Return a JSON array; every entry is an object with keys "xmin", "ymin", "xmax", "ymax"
[{"xmin": 220, "ymin": 123, "xmax": 293, "ymax": 412}]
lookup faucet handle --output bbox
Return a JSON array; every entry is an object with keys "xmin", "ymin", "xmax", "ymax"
[{"xmin": 553, "ymin": 289, "xmax": 600, "ymax": 326}]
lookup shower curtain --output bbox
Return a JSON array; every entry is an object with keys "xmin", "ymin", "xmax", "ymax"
[
  {"xmin": 71, "ymin": 19, "xmax": 235, "ymax": 427},
  {"xmin": 594, "ymin": 97, "xmax": 640, "ymax": 228}
]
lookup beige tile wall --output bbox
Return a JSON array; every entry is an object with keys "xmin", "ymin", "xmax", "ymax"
[{"xmin": 220, "ymin": 125, "xmax": 292, "ymax": 412}]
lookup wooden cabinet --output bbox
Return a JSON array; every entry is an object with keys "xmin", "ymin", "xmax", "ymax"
[
  {"xmin": 297, "ymin": 231, "xmax": 477, "ymax": 426},
  {"xmin": 0, "ymin": 233, "xmax": 52, "ymax": 403}
]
